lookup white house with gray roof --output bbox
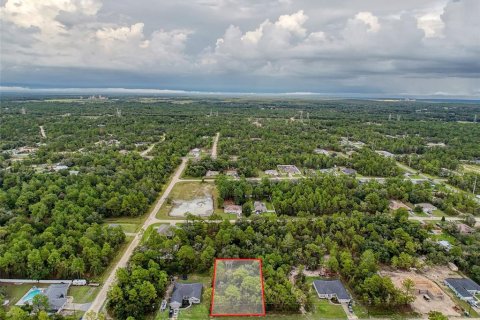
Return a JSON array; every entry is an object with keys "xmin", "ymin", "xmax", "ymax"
[
  {"xmin": 313, "ymin": 279, "xmax": 351, "ymax": 303},
  {"xmin": 445, "ymin": 278, "xmax": 480, "ymax": 304},
  {"xmin": 45, "ymin": 283, "xmax": 69, "ymax": 313}
]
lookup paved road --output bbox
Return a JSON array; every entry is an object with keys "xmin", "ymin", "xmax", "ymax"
[
  {"xmin": 87, "ymin": 157, "xmax": 478, "ymax": 315},
  {"xmin": 212, "ymin": 132, "xmax": 219, "ymax": 159},
  {"xmin": 86, "ymin": 157, "xmax": 188, "ymax": 314}
]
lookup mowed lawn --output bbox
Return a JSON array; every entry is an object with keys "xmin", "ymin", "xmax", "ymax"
[
  {"xmin": 69, "ymin": 286, "xmax": 100, "ymax": 304},
  {"xmin": 154, "ymin": 274, "xmax": 346, "ymax": 320},
  {"xmin": 1, "ymin": 284, "xmax": 47, "ymax": 309}
]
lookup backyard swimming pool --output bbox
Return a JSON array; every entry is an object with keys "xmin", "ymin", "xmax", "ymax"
[{"xmin": 16, "ymin": 287, "xmax": 44, "ymax": 305}]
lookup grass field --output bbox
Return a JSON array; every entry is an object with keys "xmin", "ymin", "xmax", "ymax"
[
  {"xmin": 155, "ymin": 273, "xmax": 347, "ymax": 320},
  {"xmin": 103, "ymin": 222, "xmax": 139, "ymax": 233},
  {"xmin": 156, "ymin": 181, "xmax": 236, "ymax": 220},
  {"xmin": 429, "ymin": 232, "xmax": 457, "ymax": 244},
  {"xmin": 69, "ymin": 286, "xmax": 100, "ymax": 303},
  {"xmin": 463, "ymin": 164, "xmax": 480, "ymax": 174},
  {"xmin": 0, "ymin": 283, "xmax": 48, "ymax": 309}
]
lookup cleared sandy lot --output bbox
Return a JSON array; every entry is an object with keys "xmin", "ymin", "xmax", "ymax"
[{"xmin": 381, "ymin": 270, "xmax": 460, "ymax": 316}]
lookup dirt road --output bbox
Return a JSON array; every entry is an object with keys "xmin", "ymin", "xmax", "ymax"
[
  {"xmin": 39, "ymin": 126, "xmax": 46, "ymax": 138},
  {"xmin": 212, "ymin": 132, "xmax": 219, "ymax": 159},
  {"xmin": 140, "ymin": 144, "xmax": 155, "ymax": 157},
  {"xmin": 87, "ymin": 157, "xmax": 188, "ymax": 314}
]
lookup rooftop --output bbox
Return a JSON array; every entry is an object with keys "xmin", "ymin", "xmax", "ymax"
[
  {"xmin": 313, "ymin": 279, "xmax": 351, "ymax": 301},
  {"xmin": 445, "ymin": 278, "xmax": 480, "ymax": 299},
  {"xmin": 171, "ymin": 283, "xmax": 202, "ymax": 304},
  {"xmin": 44, "ymin": 283, "xmax": 69, "ymax": 311}
]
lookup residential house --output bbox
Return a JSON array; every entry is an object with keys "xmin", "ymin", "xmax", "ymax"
[
  {"xmin": 224, "ymin": 204, "xmax": 242, "ymax": 216},
  {"xmin": 45, "ymin": 283, "xmax": 69, "ymax": 313},
  {"xmin": 156, "ymin": 224, "xmax": 174, "ymax": 237},
  {"xmin": 170, "ymin": 283, "xmax": 203, "ymax": 310},
  {"xmin": 264, "ymin": 170, "xmax": 279, "ymax": 176},
  {"xmin": 314, "ymin": 149, "xmax": 330, "ymax": 155},
  {"xmin": 416, "ymin": 203, "xmax": 437, "ymax": 215},
  {"xmin": 437, "ymin": 240, "xmax": 452, "ymax": 251},
  {"xmin": 389, "ymin": 200, "xmax": 412, "ymax": 213},
  {"xmin": 375, "ymin": 150, "xmax": 395, "ymax": 158},
  {"xmin": 341, "ymin": 168, "xmax": 356, "ymax": 175},
  {"xmin": 277, "ymin": 165, "xmax": 301, "ymax": 175},
  {"xmin": 190, "ymin": 148, "xmax": 201, "ymax": 158},
  {"xmin": 225, "ymin": 170, "xmax": 239, "ymax": 178},
  {"xmin": 445, "ymin": 278, "xmax": 480, "ymax": 304},
  {"xmin": 206, "ymin": 170, "xmax": 219, "ymax": 177},
  {"xmin": 312, "ymin": 280, "xmax": 351, "ymax": 303},
  {"xmin": 456, "ymin": 223, "xmax": 474, "ymax": 235},
  {"xmin": 254, "ymin": 201, "xmax": 267, "ymax": 214}
]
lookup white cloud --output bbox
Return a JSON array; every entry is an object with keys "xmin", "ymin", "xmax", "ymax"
[
  {"xmin": 354, "ymin": 12, "xmax": 380, "ymax": 32},
  {"xmin": 1, "ymin": 0, "xmax": 479, "ymax": 96},
  {"xmin": 0, "ymin": 0, "xmax": 100, "ymax": 35},
  {"xmin": 275, "ymin": 10, "xmax": 308, "ymax": 36}
]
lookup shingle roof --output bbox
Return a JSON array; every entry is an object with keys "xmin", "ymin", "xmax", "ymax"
[
  {"xmin": 171, "ymin": 283, "xmax": 203, "ymax": 304},
  {"xmin": 156, "ymin": 224, "xmax": 173, "ymax": 236},
  {"xmin": 445, "ymin": 278, "xmax": 480, "ymax": 299},
  {"xmin": 44, "ymin": 283, "xmax": 69, "ymax": 311},
  {"xmin": 313, "ymin": 280, "xmax": 351, "ymax": 300}
]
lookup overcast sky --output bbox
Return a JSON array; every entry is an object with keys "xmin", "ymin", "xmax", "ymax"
[{"xmin": 1, "ymin": 0, "xmax": 479, "ymax": 97}]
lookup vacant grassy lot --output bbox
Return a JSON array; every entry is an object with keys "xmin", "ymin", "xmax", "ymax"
[
  {"xmin": 69, "ymin": 286, "xmax": 100, "ymax": 304},
  {"xmin": 156, "ymin": 181, "xmax": 236, "ymax": 220},
  {"xmin": 463, "ymin": 164, "xmax": 480, "ymax": 174}
]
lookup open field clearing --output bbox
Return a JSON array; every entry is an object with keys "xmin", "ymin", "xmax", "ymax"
[
  {"xmin": 381, "ymin": 270, "xmax": 459, "ymax": 316},
  {"xmin": 463, "ymin": 164, "xmax": 480, "ymax": 174}
]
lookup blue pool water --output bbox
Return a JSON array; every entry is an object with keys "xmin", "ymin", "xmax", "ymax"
[{"xmin": 21, "ymin": 288, "xmax": 42, "ymax": 303}]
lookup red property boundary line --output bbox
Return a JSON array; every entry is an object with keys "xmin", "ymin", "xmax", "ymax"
[{"xmin": 210, "ymin": 258, "xmax": 266, "ymax": 317}]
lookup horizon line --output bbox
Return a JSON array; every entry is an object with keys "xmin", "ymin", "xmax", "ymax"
[{"xmin": 1, "ymin": 86, "xmax": 479, "ymax": 100}]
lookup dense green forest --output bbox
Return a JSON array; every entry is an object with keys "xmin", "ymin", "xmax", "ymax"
[
  {"xmin": 108, "ymin": 214, "xmax": 436, "ymax": 319},
  {"xmin": 0, "ymin": 97, "xmax": 479, "ymax": 319}
]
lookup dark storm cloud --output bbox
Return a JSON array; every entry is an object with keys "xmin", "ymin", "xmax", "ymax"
[{"xmin": 1, "ymin": 0, "xmax": 479, "ymax": 97}]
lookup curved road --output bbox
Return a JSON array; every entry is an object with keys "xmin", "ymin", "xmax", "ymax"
[{"xmin": 87, "ymin": 157, "xmax": 188, "ymax": 314}]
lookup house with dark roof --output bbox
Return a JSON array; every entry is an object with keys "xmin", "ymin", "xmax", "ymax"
[
  {"xmin": 445, "ymin": 278, "xmax": 480, "ymax": 303},
  {"xmin": 170, "ymin": 283, "xmax": 203, "ymax": 310},
  {"xmin": 155, "ymin": 224, "xmax": 174, "ymax": 237},
  {"xmin": 312, "ymin": 279, "xmax": 351, "ymax": 303},
  {"xmin": 44, "ymin": 283, "xmax": 69, "ymax": 313},
  {"xmin": 415, "ymin": 203, "xmax": 437, "ymax": 215},
  {"xmin": 254, "ymin": 201, "xmax": 267, "ymax": 214},
  {"xmin": 341, "ymin": 168, "xmax": 356, "ymax": 175}
]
